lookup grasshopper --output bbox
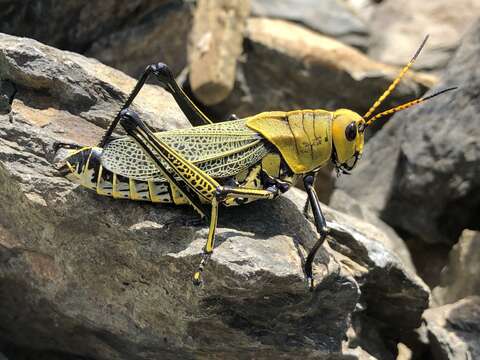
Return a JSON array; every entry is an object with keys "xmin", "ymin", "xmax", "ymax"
[{"xmin": 58, "ymin": 36, "xmax": 455, "ymax": 290}]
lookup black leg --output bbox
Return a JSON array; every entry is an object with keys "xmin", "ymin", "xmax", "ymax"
[
  {"xmin": 152, "ymin": 63, "xmax": 213, "ymax": 127},
  {"xmin": 99, "ymin": 64, "xmax": 159, "ymax": 147},
  {"xmin": 119, "ymin": 109, "xmax": 210, "ymax": 220},
  {"xmin": 303, "ymin": 174, "xmax": 329, "ymax": 291},
  {"xmin": 99, "ymin": 63, "xmax": 213, "ymax": 147}
]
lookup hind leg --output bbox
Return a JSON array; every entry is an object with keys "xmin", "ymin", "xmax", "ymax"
[{"xmin": 99, "ymin": 63, "xmax": 213, "ymax": 147}]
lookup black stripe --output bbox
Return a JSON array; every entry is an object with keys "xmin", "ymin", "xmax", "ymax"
[{"xmin": 287, "ymin": 117, "xmax": 300, "ymax": 156}]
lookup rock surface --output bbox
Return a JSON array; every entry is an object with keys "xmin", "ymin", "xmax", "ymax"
[
  {"xmin": 188, "ymin": 0, "xmax": 251, "ymax": 105},
  {"xmin": 433, "ymin": 230, "xmax": 480, "ymax": 306},
  {"xmin": 336, "ymin": 19, "xmax": 480, "ymax": 245},
  {"xmin": 423, "ymin": 297, "xmax": 480, "ymax": 360},
  {"xmin": 367, "ymin": 0, "xmax": 480, "ymax": 71},
  {"xmin": 0, "ymin": 33, "xmax": 190, "ymax": 137},
  {"xmin": 205, "ymin": 18, "xmax": 436, "ymax": 123},
  {"xmin": 86, "ymin": 2, "xmax": 193, "ymax": 78},
  {"xmin": 0, "ymin": 0, "xmax": 192, "ymax": 78},
  {"xmin": 0, "ymin": 34, "xmax": 428, "ymax": 359},
  {"xmin": 329, "ymin": 189, "xmax": 415, "ymax": 274},
  {"xmin": 251, "ymin": 0, "xmax": 369, "ymax": 50}
]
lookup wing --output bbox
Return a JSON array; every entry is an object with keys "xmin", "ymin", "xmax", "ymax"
[{"xmin": 101, "ymin": 119, "xmax": 270, "ymax": 180}]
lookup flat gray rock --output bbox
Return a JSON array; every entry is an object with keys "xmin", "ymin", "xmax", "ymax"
[
  {"xmin": 251, "ymin": 0, "xmax": 369, "ymax": 50},
  {"xmin": 433, "ymin": 230, "xmax": 480, "ymax": 306},
  {"xmin": 424, "ymin": 297, "xmax": 480, "ymax": 360},
  {"xmin": 367, "ymin": 0, "xmax": 480, "ymax": 71},
  {"xmin": 0, "ymin": 1, "xmax": 191, "ymax": 78}
]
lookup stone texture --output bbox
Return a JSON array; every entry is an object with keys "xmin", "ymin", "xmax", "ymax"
[
  {"xmin": 336, "ymin": 20, "xmax": 480, "ymax": 245},
  {"xmin": 0, "ymin": 33, "xmax": 430, "ymax": 360},
  {"xmin": 290, "ymin": 191, "xmax": 429, "ymax": 335},
  {"xmin": 367, "ymin": 0, "xmax": 480, "ymax": 72},
  {"xmin": 86, "ymin": 2, "xmax": 193, "ymax": 79},
  {"xmin": 433, "ymin": 230, "xmax": 480, "ymax": 306},
  {"xmin": 424, "ymin": 297, "xmax": 480, "ymax": 360},
  {"xmin": 342, "ymin": 315, "xmax": 396, "ymax": 360},
  {"xmin": 0, "ymin": 80, "xmax": 16, "ymax": 115},
  {"xmin": 251, "ymin": 0, "xmax": 369, "ymax": 50},
  {"xmin": 0, "ymin": 33, "xmax": 190, "ymax": 138},
  {"xmin": 329, "ymin": 189, "xmax": 415, "ymax": 274},
  {"xmin": 188, "ymin": 0, "xmax": 251, "ymax": 105},
  {"xmin": 0, "ymin": 1, "xmax": 191, "ymax": 79},
  {"xmin": 205, "ymin": 18, "xmax": 436, "ymax": 125}
]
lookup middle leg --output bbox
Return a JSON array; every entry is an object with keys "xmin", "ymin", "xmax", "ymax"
[{"xmin": 303, "ymin": 174, "xmax": 330, "ymax": 291}]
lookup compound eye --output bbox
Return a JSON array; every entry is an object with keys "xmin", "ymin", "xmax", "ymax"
[{"xmin": 345, "ymin": 122, "xmax": 357, "ymax": 141}]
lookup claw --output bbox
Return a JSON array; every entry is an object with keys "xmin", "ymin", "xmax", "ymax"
[
  {"xmin": 193, "ymin": 271, "xmax": 202, "ymax": 286},
  {"xmin": 307, "ymin": 277, "xmax": 315, "ymax": 292}
]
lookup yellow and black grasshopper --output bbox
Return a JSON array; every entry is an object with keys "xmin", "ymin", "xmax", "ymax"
[{"xmin": 58, "ymin": 36, "xmax": 455, "ymax": 290}]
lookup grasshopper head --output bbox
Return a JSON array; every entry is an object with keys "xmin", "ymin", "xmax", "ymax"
[
  {"xmin": 331, "ymin": 109, "xmax": 365, "ymax": 172},
  {"xmin": 330, "ymin": 36, "xmax": 457, "ymax": 174}
]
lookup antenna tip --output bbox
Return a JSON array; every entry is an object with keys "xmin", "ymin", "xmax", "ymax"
[
  {"xmin": 422, "ymin": 86, "xmax": 458, "ymax": 101},
  {"xmin": 412, "ymin": 35, "xmax": 430, "ymax": 61}
]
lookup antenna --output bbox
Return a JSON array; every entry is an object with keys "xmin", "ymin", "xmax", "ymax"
[
  {"xmin": 364, "ymin": 87, "xmax": 457, "ymax": 126},
  {"xmin": 363, "ymin": 35, "xmax": 430, "ymax": 120}
]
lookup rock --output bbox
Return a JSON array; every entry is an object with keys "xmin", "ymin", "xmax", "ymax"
[
  {"xmin": 343, "ymin": 0, "xmax": 377, "ymax": 22},
  {"xmin": 336, "ymin": 20, "xmax": 480, "ymax": 245},
  {"xmin": 423, "ymin": 296, "xmax": 480, "ymax": 360},
  {"xmin": 0, "ymin": 80, "xmax": 16, "ymax": 115},
  {"xmin": 251, "ymin": 0, "xmax": 369, "ymax": 50},
  {"xmin": 342, "ymin": 315, "xmax": 397, "ymax": 360},
  {"xmin": 433, "ymin": 230, "xmax": 480, "ymax": 306},
  {"xmin": 0, "ymin": 341, "xmax": 84, "ymax": 360},
  {"xmin": 289, "ymin": 191, "xmax": 430, "ymax": 335},
  {"xmin": 0, "ymin": 33, "xmax": 190, "ymax": 137},
  {"xmin": 0, "ymin": 34, "xmax": 430, "ymax": 359},
  {"xmin": 400, "ymin": 240, "xmax": 450, "ymax": 291},
  {"xmin": 367, "ymin": 0, "xmax": 480, "ymax": 71},
  {"xmin": 329, "ymin": 189, "xmax": 415, "ymax": 274},
  {"xmin": 205, "ymin": 18, "xmax": 436, "ymax": 124},
  {"xmin": 86, "ymin": 2, "xmax": 193, "ymax": 79},
  {"xmin": 188, "ymin": 0, "xmax": 251, "ymax": 105},
  {"xmin": 396, "ymin": 343, "xmax": 413, "ymax": 360},
  {"xmin": 0, "ymin": 1, "xmax": 191, "ymax": 78}
]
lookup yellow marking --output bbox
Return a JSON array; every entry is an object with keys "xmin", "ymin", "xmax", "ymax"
[
  {"xmin": 205, "ymin": 198, "xmax": 219, "ymax": 253},
  {"xmin": 147, "ymin": 180, "xmax": 157, "ymax": 202},
  {"xmin": 111, "ymin": 173, "xmax": 121, "ymax": 199},
  {"xmin": 243, "ymin": 165, "xmax": 262, "ymax": 188},
  {"xmin": 96, "ymin": 165, "xmax": 107, "ymax": 196},
  {"xmin": 79, "ymin": 150, "xmax": 96, "ymax": 190},
  {"xmin": 170, "ymin": 182, "xmax": 188, "ymax": 205},
  {"xmin": 261, "ymin": 153, "xmax": 281, "ymax": 178},
  {"xmin": 129, "ymin": 178, "xmax": 142, "ymax": 201}
]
